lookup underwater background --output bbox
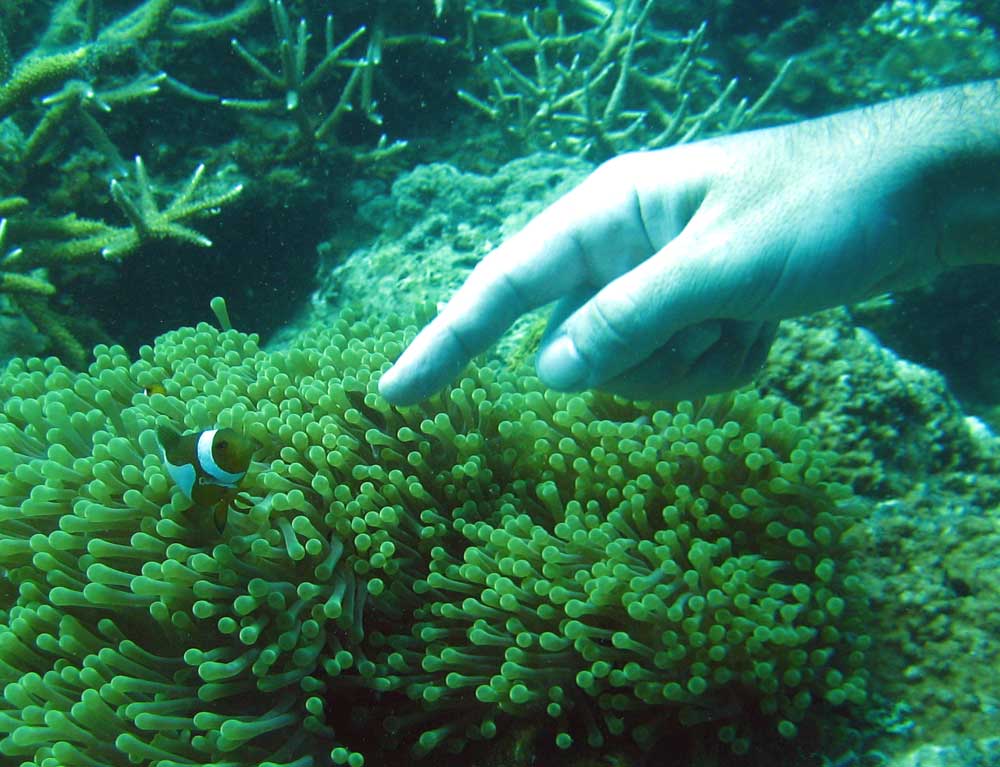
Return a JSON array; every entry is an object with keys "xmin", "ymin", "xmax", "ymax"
[{"xmin": 1, "ymin": 1, "xmax": 1000, "ymax": 766}]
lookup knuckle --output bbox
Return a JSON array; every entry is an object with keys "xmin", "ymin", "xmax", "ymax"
[{"xmin": 591, "ymin": 153, "xmax": 640, "ymax": 185}]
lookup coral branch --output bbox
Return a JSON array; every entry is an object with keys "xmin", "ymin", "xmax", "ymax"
[{"xmin": 5, "ymin": 158, "xmax": 243, "ymax": 266}]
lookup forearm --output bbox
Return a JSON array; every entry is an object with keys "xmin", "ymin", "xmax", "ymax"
[{"xmin": 881, "ymin": 80, "xmax": 1000, "ymax": 268}]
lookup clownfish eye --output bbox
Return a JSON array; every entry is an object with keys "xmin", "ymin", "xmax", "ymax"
[{"xmin": 217, "ymin": 440, "xmax": 229, "ymax": 449}]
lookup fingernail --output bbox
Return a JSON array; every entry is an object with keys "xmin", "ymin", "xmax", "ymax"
[
  {"xmin": 378, "ymin": 365, "xmax": 410, "ymax": 404},
  {"xmin": 537, "ymin": 335, "xmax": 587, "ymax": 390}
]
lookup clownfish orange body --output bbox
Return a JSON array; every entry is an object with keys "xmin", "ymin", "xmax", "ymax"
[{"xmin": 156, "ymin": 425, "xmax": 259, "ymax": 532}]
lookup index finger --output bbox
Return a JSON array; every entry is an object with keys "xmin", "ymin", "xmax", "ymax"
[{"xmin": 378, "ymin": 161, "xmax": 655, "ymax": 405}]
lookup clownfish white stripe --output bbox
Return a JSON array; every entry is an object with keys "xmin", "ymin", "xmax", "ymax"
[{"xmin": 197, "ymin": 429, "xmax": 245, "ymax": 487}]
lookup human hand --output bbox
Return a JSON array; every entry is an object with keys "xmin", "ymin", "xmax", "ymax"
[{"xmin": 379, "ymin": 107, "xmax": 950, "ymax": 406}]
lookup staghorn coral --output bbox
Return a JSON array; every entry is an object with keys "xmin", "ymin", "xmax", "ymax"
[
  {"xmin": 177, "ymin": 0, "xmax": 450, "ymax": 163},
  {"xmin": 19, "ymin": 75, "xmax": 166, "ymax": 175},
  {"xmin": 0, "ymin": 303, "xmax": 870, "ymax": 765},
  {"xmin": 0, "ymin": 1, "xmax": 267, "ymax": 361},
  {"xmin": 457, "ymin": 0, "xmax": 792, "ymax": 159},
  {"xmin": 0, "ymin": 155, "xmax": 241, "ymax": 364},
  {"xmin": 0, "ymin": 1, "xmax": 464, "ymax": 364},
  {"xmin": 5, "ymin": 156, "xmax": 244, "ymax": 267},
  {"xmin": 0, "ymin": 0, "xmax": 190, "ymax": 120},
  {"xmin": 218, "ymin": 0, "xmax": 391, "ymax": 155},
  {"xmin": 0, "ymin": 217, "xmax": 83, "ymax": 366},
  {"xmin": 0, "ymin": 219, "xmax": 52, "ymax": 297}
]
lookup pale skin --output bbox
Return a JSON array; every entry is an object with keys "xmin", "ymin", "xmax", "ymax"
[{"xmin": 379, "ymin": 81, "xmax": 1000, "ymax": 405}]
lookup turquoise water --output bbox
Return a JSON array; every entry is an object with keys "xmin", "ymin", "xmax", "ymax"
[{"xmin": 0, "ymin": 2, "xmax": 999, "ymax": 766}]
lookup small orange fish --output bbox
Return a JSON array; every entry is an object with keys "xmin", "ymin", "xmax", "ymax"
[
  {"xmin": 157, "ymin": 424, "xmax": 259, "ymax": 532},
  {"xmin": 144, "ymin": 383, "xmax": 167, "ymax": 397}
]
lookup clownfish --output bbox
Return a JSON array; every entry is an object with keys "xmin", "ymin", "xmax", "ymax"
[
  {"xmin": 156, "ymin": 424, "xmax": 260, "ymax": 532},
  {"xmin": 144, "ymin": 383, "xmax": 167, "ymax": 397}
]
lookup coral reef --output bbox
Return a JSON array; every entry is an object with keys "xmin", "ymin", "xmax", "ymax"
[
  {"xmin": 5, "ymin": 0, "xmax": 994, "ymax": 367},
  {"xmin": 752, "ymin": 309, "xmax": 1000, "ymax": 765},
  {"xmin": 4, "ymin": 7, "xmax": 1000, "ymax": 763},
  {"xmin": 0, "ymin": 1, "xmax": 263, "ymax": 361},
  {"xmin": 742, "ymin": 0, "xmax": 1000, "ymax": 111},
  {"xmin": 758, "ymin": 309, "xmax": 996, "ymax": 498},
  {"xmin": 848, "ymin": 267, "xmax": 1000, "ymax": 433},
  {"xmin": 865, "ymin": 490, "xmax": 1000, "ymax": 748},
  {"xmin": 0, "ymin": 0, "xmax": 454, "ymax": 364},
  {"xmin": 0, "ymin": 303, "xmax": 870, "ymax": 765},
  {"xmin": 6, "ymin": 156, "xmax": 244, "ymax": 265},
  {"xmin": 457, "ymin": 0, "xmax": 793, "ymax": 159},
  {"xmin": 310, "ymin": 153, "xmax": 591, "ymax": 334},
  {"xmin": 213, "ymin": 0, "xmax": 429, "ymax": 161}
]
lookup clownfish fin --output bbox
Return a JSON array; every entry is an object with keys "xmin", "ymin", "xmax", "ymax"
[
  {"xmin": 232, "ymin": 492, "xmax": 255, "ymax": 511},
  {"xmin": 156, "ymin": 422, "xmax": 183, "ymax": 454},
  {"xmin": 213, "ymin": 501, "xmax": 228, "ymax": 534}
]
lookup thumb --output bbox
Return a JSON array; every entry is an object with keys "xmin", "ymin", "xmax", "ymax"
[{"xmin": 536, "ymin": 219, "xmax": 770, "ymax": 391}]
